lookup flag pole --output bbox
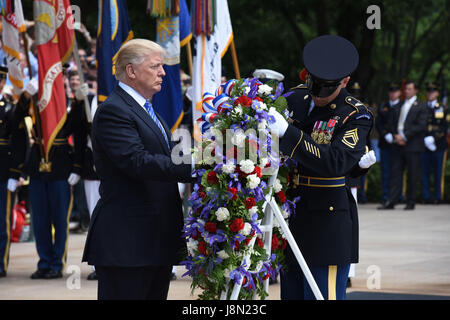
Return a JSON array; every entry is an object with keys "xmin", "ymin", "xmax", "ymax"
[
  {"xmin": 230, "ymin": 38, "xmax": 240, "ymax": 79},
  {"xmin": 21, "ymin": 32, "xmax": 48, "ymax": 171},
  {"xmin": 72, "ymin": 28, "xmax": 92, "ymax": 123},
  {"xmin": 185, "ymin": 40, "xmax": 193, "ymax": 79}
]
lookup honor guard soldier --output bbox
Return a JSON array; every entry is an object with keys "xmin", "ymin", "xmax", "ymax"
[
  {"xmin": 267, "ymin": 35, "xmax": 374, "ymax": 300},
  {"xmin": 376, "ymin": 82, "xmax": 402, "ymax": 204},
  {"xmin": 17, "ymin": 74, "xmax": 86, "ymax": 279},
  {"xmin": 0, "ymin": 66, "xmax": 28, "ymax": 277},
  {"xmin": 420, "ymin": 82, "xmax": 448, "ymax": 204}
]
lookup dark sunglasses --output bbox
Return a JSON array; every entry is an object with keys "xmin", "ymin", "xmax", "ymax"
[{"xmin": 306, "ymin": 74, "xmax": 342, "ymax": 98}]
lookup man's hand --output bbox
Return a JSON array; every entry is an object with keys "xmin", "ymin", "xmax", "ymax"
[
  {"xmin": 359, "ymin": 150, "xmax": 376, "ymax": 169},
  {"xmin": 384, "ymin": 133, "xmax": 393, "ymax": 144},
  {"xmin": 268, "ymin": 108, "xmax": 289, "ymax": 138},
  {"xmin": 394, "ymin": 134, "xmax": 406, "ymax": 146},
  {"xmin": 424, "ymin": 136, "xmax": 437, "ymax": 151},
  {"xmin": 67, "ymin": 173, "xmax": 81, "ymax": 186},
  {"xmin": 24, "ymin": 78, "xmax": 38, "ymax": 98},
  {"xmin": 75, "ymin": 83, "xmax": 89, "ymax": 101},
  {"xmin": 7, "ymin": 178, "xmax": 19, "ymax": 192}
]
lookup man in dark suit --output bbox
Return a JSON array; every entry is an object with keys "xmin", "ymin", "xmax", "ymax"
[
  {"xmin": 378, "ymin": 81, "xmax": 427, "ymax": 210},
  {"xmin": 375, "ymin": 82, "xmax": 402, "ymax": 205},
  {"xmin": 82, "ymin": 39, "xmax": 193, "ymax": 300}
]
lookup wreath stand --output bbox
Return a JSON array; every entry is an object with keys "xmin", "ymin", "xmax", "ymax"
[{"xmin": 220, "ymin": 169, "xmax": 324, "ymax": 300}]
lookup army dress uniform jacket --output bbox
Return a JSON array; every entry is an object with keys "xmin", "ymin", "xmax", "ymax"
[
  {"xmin": 0, "ymin": 94, "xmax": 27, "ymax": 182},
  {"xmin": 425, "ymin": 102, "xmax": 448, "ymax": 151},
  {"xmin": 18, "ymin": 96, "xmax": 85, "ymax": 181},
  {"xmin": 280, "ymin": 86, "xmax": 373, "ymax": 267},
  {"xmin": 376, "ymin": 101, "xmax": 401, "ymax": 149}
]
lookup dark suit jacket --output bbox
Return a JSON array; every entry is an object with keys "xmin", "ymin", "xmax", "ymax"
[
  {"xmin": 82, "ymin": 85, "xmax": 192, "ymax": 267},
  {"xmin": 389, "ymin": 98, "xmax": 427, "ymax": 152}
]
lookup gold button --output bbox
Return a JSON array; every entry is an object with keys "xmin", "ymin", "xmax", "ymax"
[
  {"xmin": 304, "ymin": 95, "xmax": 309, "ymax": 100},
  {"xmin": 329, "ymin": 206, "xmax": 334, "ymax": 211},
  {"xmin": 330, "ymin": 104, "xmax": 336, "ymax": 109}
]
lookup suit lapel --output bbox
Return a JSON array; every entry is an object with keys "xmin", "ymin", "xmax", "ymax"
[{"xmin": 115, "ymin": 86, "xmax": 171, "ymax": 154}]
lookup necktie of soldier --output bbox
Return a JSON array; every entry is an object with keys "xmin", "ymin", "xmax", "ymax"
[{"xmin": 144, "ymin": 100, "xmax": 170, "ymax": 148}]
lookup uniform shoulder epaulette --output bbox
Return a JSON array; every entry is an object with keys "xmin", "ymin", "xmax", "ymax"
[
  {"xmin": 289, "ymin": 83, "xmax": 308, "ymax": 91},
  {"xmin": 342, "ymin": 96, "xmax": 373, "ymax": 124}
]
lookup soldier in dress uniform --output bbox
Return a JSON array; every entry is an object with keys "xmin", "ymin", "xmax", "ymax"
[
  {"xmin": 267, "ymin": 35, "xmax": 374, "ymax": 300},
  {"xmin": 17, "ymin": 73, "xmax": 86, "ymax": 279},
  {"xmin": 420, "ymin": 82, "xmax": 448, "ymax": 204},
  {"xmin": 376, "ymin": 82, "xmax": 402, "ymax": 204},
  {"xmin": 0, "ymin": 66, "xmax": 28, "ymax": 277}
]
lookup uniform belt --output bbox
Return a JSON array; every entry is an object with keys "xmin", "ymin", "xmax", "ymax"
[
  {"xmin": 298, "ymin": 175, "xmax": 346, "ymax": 188},
  {"xmin": 0, "ymin": 138, "xmax": 9, "ymax": 146},
  {"xmin": 52, "ymin": 138, "xmax": 69, "ymax": 146}
]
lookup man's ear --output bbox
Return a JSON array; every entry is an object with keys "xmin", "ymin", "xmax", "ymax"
[
  {"xmin": 341, "ymin": 76, "xmax": 351, "ymax": 88},
  {"xmin": 125, "ymin": 64, "xmax": 136, "ymax": 80}
]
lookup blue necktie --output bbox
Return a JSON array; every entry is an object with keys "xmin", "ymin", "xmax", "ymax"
[{"xmin": 144, "ymin": 100, "xmax": 169, "ymax": 148}]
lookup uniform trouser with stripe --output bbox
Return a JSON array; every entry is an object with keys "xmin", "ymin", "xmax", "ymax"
[
  {"xmin": 420, "ymin": 150, "xmax": 447, "ymax": 201},
  {"xmin": 29, "ymin": 178, "xmax": 72, "ymax": 272},
  {"xmin": 280, "ymin": 261, "xmax": 350, "ymax": 300},
  {"xmin": 0, "ymin": 182, "xmax": 11, "ymax": 272}
]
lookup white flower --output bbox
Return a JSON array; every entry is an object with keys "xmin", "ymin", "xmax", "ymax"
[
  {"xmin": 187, "ymin": 238, "xmax": 198, "ymax": 256},
  {"xmin": 273, "ymin": 179, "xmax": 283, "ymax": 193},
  {"xmin": 258, "ymin": 119, "xmax": 267, "ymax": 130},
  {"xmin": 259, "ymin": 102, "xmax": 268, "ymax": 110},
  {"xmin": 248, "ymin": 206, "xmax": 258, "ymax": 217},
  {"xmin": 259, "ymin": 157, "xmax": 269, "ymax": 168},
  {"xmin": 243, "ymin": 86, "xmax": 250, "ymax": 95},
  {"xmin": 231, "ymin": 131, "xmax": 246, "ymax": 147},
  {"xmin": 217, "ymin": 250, "xmax": 229, "ymax": 260},
  {"xmin": 239, "ymin": 159, "xmax": 255, "ymax": 174},
  {"xmin": 239, "ymin": 222, "xmax": 252, "ymax": 236},
  {"xmin": 222, "ymin": 162, "xmax": 236, "ymax": 174},
  {"xmin": 247, "ymin": 174, "xmax": 261, "ymax": 189},
  {"xmin": 216, "ymin": 207, "xmax": 230, "ymax": 221},
  {"xmin": 282, "ymin": 209, "xmax": 290, "ymax": 219},
  {"xmin": 258, "ymin": 84, "xmax": 273, "ymax": 95},
  {"xmin": 233, "ymin": 106, "xmax": 243, "ymax": 116}
]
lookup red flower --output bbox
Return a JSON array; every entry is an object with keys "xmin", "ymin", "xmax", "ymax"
[
  {"xmin": 198, "ymin": 241, "xmax": 208, "ymax": 256},
  {"xmin": 256, "ymin": 237, "xmax": 264, "ymax": 248},
  {"xmin": 234, "ymin": 240, "xmax": 240, "ymax": 251},
  {"xmin": 253, "ymin": 166, "xmax": 262, "ymax": 178},
  {"xmin": 227, "ymin": 187, "xmax": 237, "ymax": 200},
  {"xmin": 245, "ymin": 197, "xmax": 256, "ymax": 209},
  {"xmin": 254, "ymin": 96, "xmax": 263, "ymax": 102},
  {"xmin": 234, "ymin": 95, "xmax": 252, "ymax": 107},
  {"xmin": 198, "ymin": 191, "xmax": 206, "ymax": 198},
  {"xmin": 281, "ymin": 238, "xmax": 287, "ymax": 250},
  {"xmin": 276, "ymin": 190, "xmax": 286, "ymax": 203},
  {"xmin": 272, "ymin": 234, "xmax": 279, "ymax": 250},
  {"xmin": 207, "ymin": 171, "xmax": 219, "ymax": 185},
  {"xmin": 235, "ymin": 166, "xmax": 248, "ymax": 178},
  {"xmin": 230, "ymin": 218, "xmax": 245, "ymax": 233},
  {"xmin": 204, "ymin": 222, "xmax": 217, "ymax": 233}
]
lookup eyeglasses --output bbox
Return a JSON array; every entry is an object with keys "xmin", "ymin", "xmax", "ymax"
[{"xmin": 306, "ymin": 74, "xmax": 342, "ymax": 98}]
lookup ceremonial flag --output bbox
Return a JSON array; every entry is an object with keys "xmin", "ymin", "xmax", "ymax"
[
  {"xmin": 34, "ymin": 0, "xmax": 74, "ymax": 161},
  {"xmin": 191, "ymin": 0, "xmax": 233, "ymax": 139},
  {"xmin": 97, "ymin": 0, "xmax": 133, "ymax": 103},
  {"xmin": 1, "ymin": 0, "xmax": 26, "ymax": 92},
  {"xmin": 151, "ymin": 0, "xmax": 191, "ymax": 132}
]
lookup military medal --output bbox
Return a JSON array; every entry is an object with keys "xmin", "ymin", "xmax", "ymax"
[
  {"xmin": 324, "ymin": 118, "xmax": 337, "ymax": 144},
  {"xmin": 311, "ymin": 121, "xmax": 321, "ymax": 144},
  {"xmin": 435, "ymin": 106, "xmax": 444, "ymax": 119}
]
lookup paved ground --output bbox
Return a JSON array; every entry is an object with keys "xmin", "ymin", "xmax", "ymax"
[{"xmin": 1, "ymin": 203, "xmax": 450, "ymax": 300}]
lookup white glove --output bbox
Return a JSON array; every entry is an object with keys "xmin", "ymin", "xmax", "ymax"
[
  {"xmin": 75, "ymin": 83, "xmax": 89, "ymax": 101},
  {"xmin": 25, "ymin": 78, "xmax": 39, "ymax": 96},
  {"xmin": 359, "ymin": 150, "xmax": 377, "ymax": 169},
  {"xmin": 7, "ymin": 178, "xmax": 19, "ymax": 192},
  {"xmin": 384, "ymin": 133, "xmax": 393, "ymax": 144},
  {"xmin": 424, "ymin": 136, "xmax": 437, "ymax": 151},
  {"xmin": 67, "ymin": 173, "xmax": 81, "ymax": 186},
  {"xmin": 268, "ymin": 107, "xmax": 289, "ymax": 138}
]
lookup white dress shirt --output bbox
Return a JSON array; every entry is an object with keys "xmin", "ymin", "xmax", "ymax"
[
  {"xmin": 397, "ymin": 95, "xmax": 417, "ymax": 141},
  {"xmin": 118, "ymin": 81, "xmax": 147, "ymax": 111}
]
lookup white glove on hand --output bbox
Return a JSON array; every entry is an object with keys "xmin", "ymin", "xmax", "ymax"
[
  {"xmin": 67, "ymin": 173, "xmax": 81, "ymax": 186},
  {"xmin": 384, "ymin": 133, "xmax": 394, "ymax": 144},
  {"xmin": 25, "ymin": 78, "xmax": 39, "ymax": 96},
  {"xmin": 424, "ymin": 136, "xmax": 437, "ymax": 151},
  {"xmin": 7, "ymin": 178, "xmax": 19, "ymax": 192},
  {"xmin": 75, "ymin": 83, "xmax": 89, "ymax": 101},
  {"xmin": 268, "ymin": 107, "xmax": 289, "ymax": 138},
  {"xmin": 359, "ymin": 150, "xmax": 377, "ymax": 169}
]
